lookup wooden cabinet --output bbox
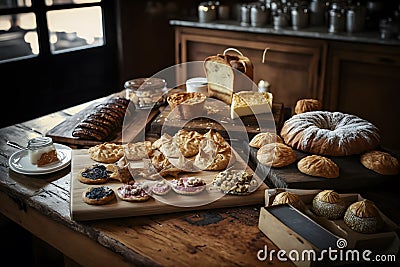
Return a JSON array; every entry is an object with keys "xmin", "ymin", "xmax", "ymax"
[
  {"xmin": 174, "ymin": 26, "xmax": 400, "ymax": 149},
  {"xmin": 175, "ymin": 27, "xmax": 327, "ymax": 111},
  {"xmin": 325, "ymin": 42, "xmax": 400, "ymax": 149}
]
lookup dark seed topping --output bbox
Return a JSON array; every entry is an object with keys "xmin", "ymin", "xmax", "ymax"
[
  {"xmin": 86, "ymin": 186, "xmax": 114, "ymax": 200},
  {"xmin": 82, "ymin": 164, "xmax": 110, "ymax": 180}
]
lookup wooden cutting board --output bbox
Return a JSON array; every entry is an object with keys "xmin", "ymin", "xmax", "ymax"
[
  {"xmin": 70, "ymin": 149, "xmax": 268, "ymax": 221},
  {"xmin": 246, "ymin": 145, "xmax": 397, "ymax": 191},
  {"xmin": 46, "ymin": 96, "xmax": 162, "ymax": 148},
  {"xmin": 150, "ymin": 98, "xmax": 284, "ymax": 140}
]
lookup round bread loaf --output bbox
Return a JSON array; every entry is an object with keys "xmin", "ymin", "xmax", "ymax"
[
  {"xmin": 249, "ymin": 132, "xmax": 283, "ymax": 148},
  {"xmin": 297, "ymin": 155, "xmax": 339, "ymax": 178},
  {"xmin": 257, "ymin": 142, "xmax": 296, "ymax": 168},
  {"xmin": 360, "ymin": 150, "xmax": 399, "ymax": 175},
  {"xmin": 312, "ymin": 190, "xmax": 346, "ymax": 219},
  {"xmin": 294, "ymin": 99, "xmax": 323, "ymax": 114},
  {"xmin": 280, "ymin": 111, "xmax": 381, "ymax": 156},
  {"xmin": 344, "ymin": 200, "xmax": 383, "ymax": 234},
  {"xmin": 272, "ymin": 191, "xmax": 306, "ymax": 211}
]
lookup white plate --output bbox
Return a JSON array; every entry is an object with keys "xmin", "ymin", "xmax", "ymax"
[{"xmin": 8, "ymin": 143, "xmax": 72, "ymax": 175}]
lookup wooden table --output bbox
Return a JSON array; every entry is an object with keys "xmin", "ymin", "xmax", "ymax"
[
  {"xmin": 0, "ymin": 95, "xmax": 293, "ymax": 267},
  {"xmin": 1, "ymin": 94, "xmax": 399, "ymax": 267}
]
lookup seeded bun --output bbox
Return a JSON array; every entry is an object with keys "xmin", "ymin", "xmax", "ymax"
[
  {"xmin": 344, "ymin": 199, "xmax": 383, "ymax": 234},
  {"xmin": 312, "ymin": 190, "xmax": 346, "ymax": 219}
]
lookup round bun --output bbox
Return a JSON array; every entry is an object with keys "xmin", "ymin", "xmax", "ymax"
[
  {"xmin": 82, "ymin": 186, "xmax": 115, "ymax": 205},
  {"xmin": 312, "ymin": 190, "xmax": 346, "ymax": 219},
  {"xmin": 256, "ymin": 142, "xmax": 296, "ymax": 168},
  {"xmin": 344, "ymin": 200, "xmax": 383, "ymax": 234},
  {"xmin": 78, "ymin": 164, "xmax": 109, "ymax": 184},
  {"xmin": 294, "ymin": 99, "xmax": 323, "ymax": 114},
  {"xmin": 360, "ymin": 150, "xmax": 399, "ymax": 175},
  {"xmin": 280, "ymin": 111, "xmax": 380, "ymax": 156},
  {"xmin": 171, "ymin": 177, "xmax": 206, "ymax": 195},
  {"xmin": 272, "ymin": 191, "xmax": 306, "ymax": 211},
  {"xmin": 249, "ymin": 132, "xmax": 283, "ymax": 148},
  {"xmin": 298, "ymin": 155, "xmax": 339, "ymax": 178}
]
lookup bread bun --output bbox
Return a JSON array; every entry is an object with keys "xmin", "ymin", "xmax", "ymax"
[
  {"xmin": 257, "ymin": 142, "xmax": 296, "ymax": 168},
  {"xmin": 272, "ymin": 191, "xmax": 306, "ymax": 211},
  {"xmin": 297, "ymin": 155, "xmax": 339, "ymax": 178},
  {"xmin": 294, "ymin": 99, "xmax": 323, "ymax": 114},
  {"xmin": 360, "ymin": 150, "xmax": 399, "ymax": 175},
  {"xmin": 312, "ymin": 190, "xmax": 346, "ymax": 219},
  {"xmin": 344, "ymin": 200, "xmax": 383, "ymax": 234}
]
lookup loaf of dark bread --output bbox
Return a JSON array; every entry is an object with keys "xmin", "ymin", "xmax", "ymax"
[{"xmin": 72, "ymin": 96, "xmax": 134, "ymax": 141}]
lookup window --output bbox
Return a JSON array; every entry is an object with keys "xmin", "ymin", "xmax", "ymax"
[{"xmin": 0, "ymin": 0, "xmax": 104, "ymax": 62}]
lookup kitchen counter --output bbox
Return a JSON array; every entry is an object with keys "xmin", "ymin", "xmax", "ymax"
[
  {"xmin": 0, "ymin": 92, "xmax": 399, "ymax": 266},
  {"xmin": 170, "ymin": 18, "xmax": 400, "ymax": 46}
]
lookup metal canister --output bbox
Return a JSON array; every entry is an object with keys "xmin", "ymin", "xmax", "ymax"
[
  {"xmin": 240, "ymin": 4, "xmax": 251, "ymax": 26},
  {"xmin": 273, "ymin": 9, "xmax": 289, "ymax": 30},
  {"xmin": 309, "ymin": 0, "xmax": 325, "ymax": 26},
  {"xmin": 251, "ymin": 4, "xmax": 269, "ymax": 27},
  {"xmin": 198, "ymin": 1, "xmax": 217, "ymax": 23},
  {"xmin": 291, "ymin": 6, "xmax": 309, "ymax": 30},
  {"xmin": 328, "ymin": 7, "xmax": 345, "ymax": 33},
  {"xmin": 346, "ymin": 4, "xmax": 366, "ymax": 33}
]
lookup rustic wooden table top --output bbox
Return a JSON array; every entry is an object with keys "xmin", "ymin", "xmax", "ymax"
[{"xmin": 0, "ymin": 94, "xmax": 296, "ymax": 267}]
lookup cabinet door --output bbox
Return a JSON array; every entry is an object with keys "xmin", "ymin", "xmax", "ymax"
[
  {"xmin": 175, "ymin": 28, "xmax": 326, "ymax": 112},
  {"xmin": 326, "ymin": 44, "xmax": 400, "ymax": 149}
]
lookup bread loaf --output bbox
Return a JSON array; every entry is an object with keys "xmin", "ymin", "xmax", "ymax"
[{"xmin": 204, "ymin": 48, "xmax": 254, "ymax": 104}]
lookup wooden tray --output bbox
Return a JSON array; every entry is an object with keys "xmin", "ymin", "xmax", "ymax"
[
  {"xmin": 70, "ymin": 149, "xmax": 268, "ymax": 221},
  {"xmin": 46, "ymin": 96, "xmax": 162, "ymax": 148},
  {"xmin": 246, "ymin": 145, "xmax": 397, "ymax": 191},
  {"xmin": 150, "ymin": 98, "xmax": 284, "ymax": 140}
]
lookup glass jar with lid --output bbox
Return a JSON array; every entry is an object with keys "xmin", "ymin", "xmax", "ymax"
[{"xmin": 124, "ymin": 77, "xmax": 168, "ymax": 109}]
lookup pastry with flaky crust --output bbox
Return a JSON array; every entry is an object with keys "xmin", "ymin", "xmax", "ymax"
[
  {"xmin": 297, "ymin": 155, "xmax": 339, "ymax": 178},
  {"xmin": 312, "ymin": 190, "xmax": 346, "ymax": 219},
  {"xmin": 249, "ymin": 132, "xmax": 283, "ymax": 148},
  {"xmin": 174, "ymin": 129, "xmax": 204, "ymax": 157},
  {"xmin": 294, "ymin": 98, "xmax": 323, "ymax": 114},
  {"xmin": 360, "ymin": 150, "xmax": 399, "ymax": 175},
  {"xmin": 256, "ymin": 142, "xmax": 296, "ymax": 168},
  {"xmin": 272, "ymin": 191, "xmax": 306, "ymax": 211},
  {"xmin": 124, "ymin": 141, "xmax": 153, "ymax": 161},
  {"xmin": 88, "ymin": 142, "xmax": 124, "ymax": 163}
]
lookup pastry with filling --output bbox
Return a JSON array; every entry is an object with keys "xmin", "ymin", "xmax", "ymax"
[
  {"xmin": 150, "ymin": 180, "xmax": 172, "ymax": 196},
  {"xmin": 166, "ymin": 92, "xmax": 206, "ymax": 119},
  {"xmin": 116, "ymin": 182, "xmax": 151, "ymax": 202},
  {"xmin": 360, "ymin": 150, "xmax": 399, "ymax": 175},
  {"xmin": 344, "ymin": 199, "xmax": 383, "ymax": 234},
  {"xmin": 271, "ymin": 191, "xmax": 306, "ymax": 211},
  {"xmin": 194, "ymin": 138, "xmax": 232, "ymax": 171},
  {"xmin": 77, "ymin": 164, "xmax": 111, "ymax": 184},
  {"xmin": 312, "ymin": 190, "xmax": 346, "ymax": 219},
  {"xmin": 88, "ymin": 142, "xmax": 124, "ymax": 163},
  {"xmin": 82, "ymin": 186, "xmax": 115, "ymax": 205},
  {"xmin": 249, "ymin": 132, "xmax": 283, "ymax": 148},
  {"xmin": 256, "ymin": 142, "xmax": 296, "ymax": 168},
  {"xmin": 171, "ymin": 177, "xmax": 206, "ymax": 195},
  {"xmin": 297, "ymin": 155, "xmax": 339, "ymax": 178}
]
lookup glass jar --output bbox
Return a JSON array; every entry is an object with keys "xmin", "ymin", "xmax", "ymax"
[
  {"xmin": 27, "ymin": 137, "xmax": 56, "ymax": 165},
  {"xmin": 124, "ymin": 77, "xmax": 168, "ymax": 109}
]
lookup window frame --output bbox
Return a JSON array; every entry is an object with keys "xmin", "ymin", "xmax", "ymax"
[{"xmin": 0, "ymin": 0, "xmax": 107, "ymax": 62}]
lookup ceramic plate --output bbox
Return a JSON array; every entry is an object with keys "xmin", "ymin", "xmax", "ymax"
[{"xmin": 8, "ymin": 143, "xmax": 71, "ymax": 175}]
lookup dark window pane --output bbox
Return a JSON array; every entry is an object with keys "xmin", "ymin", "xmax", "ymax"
[
  {"xmin": 45, "ymin": 0, "xmax": 100, "ymax": 6},
  {"xmin": 0, "ymin": 0, "xmax": 32, "ymax": 9}
]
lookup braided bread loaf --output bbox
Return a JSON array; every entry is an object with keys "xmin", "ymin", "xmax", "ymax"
[{"xmin": 72, "ymin": 96, "xmax": 133, "ymax": 141}]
